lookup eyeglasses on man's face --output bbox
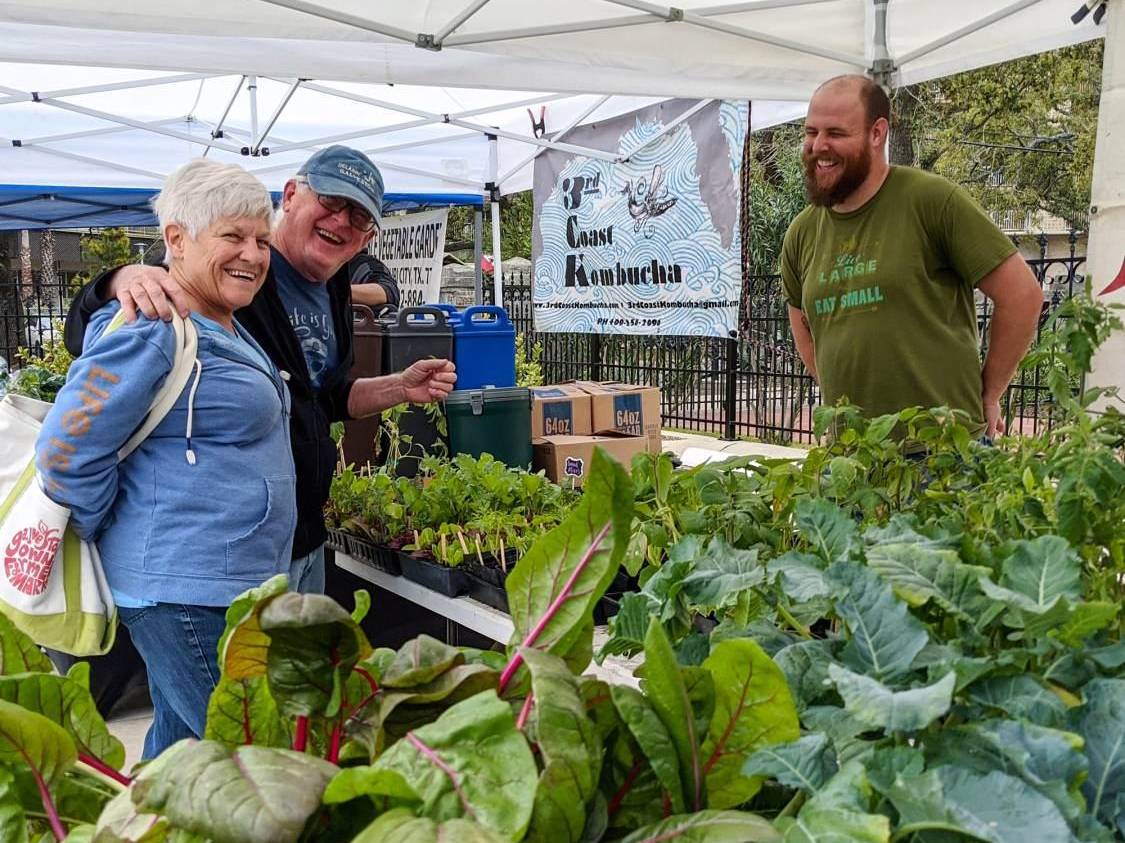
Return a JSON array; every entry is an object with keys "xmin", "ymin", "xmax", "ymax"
[{"xmin": 295, "ymin": 178, "xmax": 377, "ymax": 233}]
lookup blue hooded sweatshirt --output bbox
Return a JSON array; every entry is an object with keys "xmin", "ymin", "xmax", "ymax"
[{"xmin": 36, "ymin": 303, "xmax": 297, "ymax": 607}]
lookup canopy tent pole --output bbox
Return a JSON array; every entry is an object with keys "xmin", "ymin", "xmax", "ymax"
[
  {"xmin": 254, "ymin": 78, "xmax": 301, "ymax": 153},
  {"xmin": 204, "ymin": 75, "xmax": 245, "ymax": 157},
  {"xmin": 602, "ymin": 0, "xmax": 866, "ymax": 66},
  {"xmin": 0, "ymin": 72, "xmax": 215, "ymax": 107},
  {"xmin": 473, "ymin": 206, "xmax": 484, "ymax": 305},
  {"xmin": 248, "ymin": 76, "xmax": 259, "ymax": 151},
  {"xmin": 1087, "ymin": 2, "xmax": 1125, "ymax": 404},
  {"xmin": 897, "ymin": 0, "xmax": 1045, "ymax": 65},
  {"xmin": 498, "ymin": 95, "xmax": 611, "ymax": 187},
  {"xmin": 20, "ymin": 116, "xmax": 194, "ymax": 146},
  {"xmin": 442, "ymin": 0, "xmax": 839, "ymax": 48},
  {"xmin": 488, "ymin": 133, "xmax": 503, "ymax": 307},
  {"xmin": 0, "ymin": 141, "xmax": 165, "ymax": 180},
  {"xmin": 621, "ymin": 99, "xmax": 714, "ymax": 159},
  {"xmin": 434, "ymin": 0, "xmax": 494, "ymax": 43},
  {"xmin": 294, "ymin": 82, "xmax": 618, "ymax": 162}
]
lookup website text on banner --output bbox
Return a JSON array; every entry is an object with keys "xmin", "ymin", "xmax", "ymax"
[
  {"xmin": 532, "ymin": 99, "xmax": 746, "ymax": 338},
  {"xmin": 374, "ymin": 208, "xmax": 448, "ymax": 308}
]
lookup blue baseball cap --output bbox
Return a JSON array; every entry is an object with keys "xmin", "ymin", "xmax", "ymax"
[{"xmin": 297, "ymin": 145, "xmax": 384, "ymax": 229}]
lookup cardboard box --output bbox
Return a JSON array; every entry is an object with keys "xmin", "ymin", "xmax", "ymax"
[
  {"xmin": 574, "ymin": 381, "xmax": 662, "ymax": 453},
  {"xmin": 530, "ymin": 384, "xmax": 593, "ymax": 437},
  {"xmin": 533, "ymin": 433, "xmax": 649, "ymax": 487}
]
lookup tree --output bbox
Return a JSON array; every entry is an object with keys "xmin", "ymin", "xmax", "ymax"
[
  {"xmin": 906, "ymin": 40, "xmax": 1102, "ymax": 230},
  {"xmin": 69, "ymin": 228, "xmax": 135, "ymax": 295}
]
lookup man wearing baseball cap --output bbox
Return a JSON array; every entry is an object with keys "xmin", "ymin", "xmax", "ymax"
[{"xmin": 64, "ymin": 146, "xmax": 456, "ymax": 597}]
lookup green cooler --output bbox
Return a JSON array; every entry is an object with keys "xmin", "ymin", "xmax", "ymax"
[{"xmin": 445, "ymin": 387, "xmax": 533, "ymax": 469}]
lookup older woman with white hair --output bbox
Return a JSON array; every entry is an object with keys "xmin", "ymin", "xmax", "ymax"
[{"xmin": 36, "ymin": 159, "xmax": 294, "ymax": 758}]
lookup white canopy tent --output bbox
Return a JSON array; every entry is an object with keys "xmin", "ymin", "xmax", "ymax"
[{"xmin": 0, "ymin": 0, "xmax": 1118, "ymax": 389}]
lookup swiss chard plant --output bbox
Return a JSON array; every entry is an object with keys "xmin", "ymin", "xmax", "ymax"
[{"xmin": 0, "ymin": 449, "xmax": 803, "ymax": 841}]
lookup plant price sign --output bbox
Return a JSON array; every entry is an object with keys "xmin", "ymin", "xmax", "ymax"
[
  {"xmin": 532, "ymin": 99, "xmax": 746, "ymax": 337},
  {"xmin": 375, "ymin": 208, "xmax": 448, "ymax": 308}
]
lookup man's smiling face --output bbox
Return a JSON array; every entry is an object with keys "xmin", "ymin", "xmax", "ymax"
[
  {"xmin": 801, "ymin": 83, "xmax": 876, "ymax": 208},
  {"xmin": 274, "ymin": 180, "xmax": 374, "ymax": 282}
]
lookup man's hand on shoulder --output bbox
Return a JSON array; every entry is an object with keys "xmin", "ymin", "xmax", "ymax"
[{"xmin": 110, "ymin": 265, "xmax": 192, "ymax": 322}]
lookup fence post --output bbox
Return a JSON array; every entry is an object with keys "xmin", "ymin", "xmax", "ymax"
[
  {"xmin": 590, "ymin": 333, "xmax": 603, "ymax": 382},
  {"xmin": 722, "ymin": 335, "xmax": 738, "ymax": 440}
]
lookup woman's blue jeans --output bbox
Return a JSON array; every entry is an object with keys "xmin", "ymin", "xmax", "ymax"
[{"xmin": 119, "ymin": 545, "xmax": 326, "ymax": 759}]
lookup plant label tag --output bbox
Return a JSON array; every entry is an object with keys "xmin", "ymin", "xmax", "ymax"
[{"xmin": 564, "ymin": 456, "xmax": 584, "ymax": 478}]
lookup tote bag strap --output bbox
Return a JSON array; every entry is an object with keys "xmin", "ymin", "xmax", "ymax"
[{"xmin": 115, "ymin": 311, "xmax": 200, "ymax": 461}]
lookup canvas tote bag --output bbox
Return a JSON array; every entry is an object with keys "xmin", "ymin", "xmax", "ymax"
[{"xmin": 0, "ymin": 311, "xmax": 198, "ymax": 655}]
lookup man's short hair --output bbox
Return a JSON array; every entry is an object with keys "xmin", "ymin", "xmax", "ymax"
[{"xmin": 818, "ymin": 74, "xmax": 891, "ymax": 128}]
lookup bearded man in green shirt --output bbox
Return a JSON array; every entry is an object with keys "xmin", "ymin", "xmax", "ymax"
[{"xmin": 781, "ymin": 74, "xmax": 1044, "ymax": 439}]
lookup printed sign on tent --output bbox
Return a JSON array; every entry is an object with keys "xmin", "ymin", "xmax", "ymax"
[
  {"xmin": 532, "ymin": 100, "xmax": 747, "ymax": 337},
  {"xmin": 375, "ymin": 208, "xmax": 448, "ymax": 307}
]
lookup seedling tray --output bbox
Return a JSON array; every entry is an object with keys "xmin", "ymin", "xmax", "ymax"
[
  {"xmin": 346, "ymin": 534, "xmax": 403, "ymax": 576},
  {"xmin": 399, "ymin": 553, "xmax": 469, "ymax": 597}
]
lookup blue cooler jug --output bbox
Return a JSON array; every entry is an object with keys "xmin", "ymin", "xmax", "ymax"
[{"xmin": 453, "ymin": 305, "xmax": 516, "ymax": 390}]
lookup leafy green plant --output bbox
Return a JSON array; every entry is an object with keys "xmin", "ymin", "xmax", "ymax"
[
  {"xmin": 515, "ymin": 332, "xmax": 544, "ymax": 388},
  {"xmin": 0, "ymin": 449, "xmax": 804, "ymax": 841}
]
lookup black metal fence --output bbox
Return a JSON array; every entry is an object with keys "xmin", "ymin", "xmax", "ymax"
[
  {"xmin": 0, "ymin": 269, "xmax": 80, "ymax": 372},
  {"xmin": 496, "ymin": 239, "xmax": 1086, "ymax": 445},
  {"xmin": 4, "ymin": 237, "xmax": 1086, "ymax": 445}
]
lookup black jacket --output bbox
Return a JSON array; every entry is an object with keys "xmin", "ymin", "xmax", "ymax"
[{"xmin": 64, "ymin": 248, "xmax": 356, "ymax": 559}]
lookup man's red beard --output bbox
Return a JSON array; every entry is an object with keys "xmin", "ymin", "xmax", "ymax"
[{"xmin": 802, "ymin": 143, "xmax": 872, "ymax": 207}]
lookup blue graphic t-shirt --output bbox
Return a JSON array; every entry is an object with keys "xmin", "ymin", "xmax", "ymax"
[{"xmin": 271, "ymin": 249, "xmax": 338, "ymax": 390}]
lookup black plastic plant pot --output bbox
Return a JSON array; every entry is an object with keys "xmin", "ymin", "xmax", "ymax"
[
  {"xmin": 462, "ymin": 562, "xmax": 510, "ymax": 612},
  {"xmin": 324, "ymin": 528, "xmax": 350, "ymax": 554},
  {"xmin": 398, "ymin": 553, "xmax": 469, "ymax": 597},
  {"xmin": 593, "ymin": 593, "xmax": 622, "ymax": 626},
  {"xmin": 345, "ymin": 534, "xmax": 403, "ymax": 576}
]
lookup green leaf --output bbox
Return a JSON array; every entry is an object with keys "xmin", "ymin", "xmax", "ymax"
[
  {"xmin": 0, "ymin": 613, "xmax": 53, "ymax": 675},
  {"xmin": 351, "ymin": 589, "xmax": 372, "ymax": 625},
  {"xmin": 643, "ymin": 618, "xmax": 706, "ymax": 812},
  {"xmin": 968, "ymin": 675, "xmax": 1069, "ymax": 728},
  {"xmin": 864, "ymin": 540, "xmax": 990, "ymax": 621},
  {"xmin": 701, "ymin": 638, "xmax": 800, "ymax": 809},
  {"xmin": 260, "ymin": 592, "xmax": 371, "ymax": 718},
  {"xmin": 521, "ymin": 648, "xmax": 601, "ymax": 843},
  {"xmin": 0, "ymin": 698, "xmax": 76, "ymax": 786},
  {"xmin": 773, "ymin": 641, "xmax": 837, "ymax": 711},
  {"xmin": 782, "ymin": 762, "xmax": 889, "ymax": 843},
  {"xmin": 505, "ymin": 449, "xmax": 633, "ymax": 680},
  {"xmin": 795, "ymin": 500, "xmax": 858, "ymax": 563},
  {"xmin": 0, "ymin": 666, "xmax": 125, "ymax": 769},
  {"xmin": 620, "ymin": 810, "xmax": 781, "ymax": 843},
  {"xmin": 988, "ymin": 536, "xmax": 1082, "ymax": 612},
  {"xmin": 886, "ymin": 765, "xmax": 1072, "ymax": 843},
  {"xmin": 767, "ymin": 553, "xmax": 831, "ymax": 603},
  {"xmin": 611, "ymin": 684, "xmax": 687, "ymax": 814},
  {"xmin": 1023, "ymin": 599, "xmax": 1120, "ymax": 645},
  {"xmin": 131, "ymin": 739, "xmax": 337, "ymax": 843},
  {"xmin": 371, "ymin": 691, "xmax": 538, "ymax": 840},
  {"xmin": 353, "ymin": 808, "xmax": 509, "ymax": 843},
  {"xmin": 826, "ymin": 562, "xmax": 928, "ymax": 681},
  {"xmin": 217, "ymin": 574, "xmax": 290, "ymax": 680},
  {"xmin": 322, "ymin": 766, "xmax": 420, "ymax": 805},
  {"xmin": 380, "ymin": 636, "xmax": 462, "ymax": 689},
  {"xmin": 742, "ymin": 734, "xmax": 837, "ymax": 793},
  {"xmin": 863, "ymin": 746, "xmax": 925, "ymax": 794},
  {"xmin": 1070, "ymin": 678, "xmax": 1125, "ymax": 828},
  {"xmin": 680, "ymin": 540, "xmax": 767, "ymax": 614},
  {"xmin": 594, "ymin": 589, "xmax": 657, "ymax": 666},
  {"xmin": 864, "ymin": 414, "xmax": 899, "ymax": 444},
  {"xmin": 203, "ymin": 675, "xmax": 286, "ymax": 749},
  {"xmin": 926, "ymin": 719, "xmax": 1088, "ymax": 821},
  {"xmin": 91, "ymin": 788, "xmax": 167, "ymax": 843},
  {"xmin": 828, "ymin": 666, "xmax": 955, "ymax": 732},
  {"xmin": 0, "ymin": 768, "xmax": 28, "ymax": 843}
]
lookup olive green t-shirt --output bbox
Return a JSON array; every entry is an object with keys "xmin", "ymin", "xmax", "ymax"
[{"xmin": 781, "ymin": 166, "xmax": 1016, "ymax": 434}]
